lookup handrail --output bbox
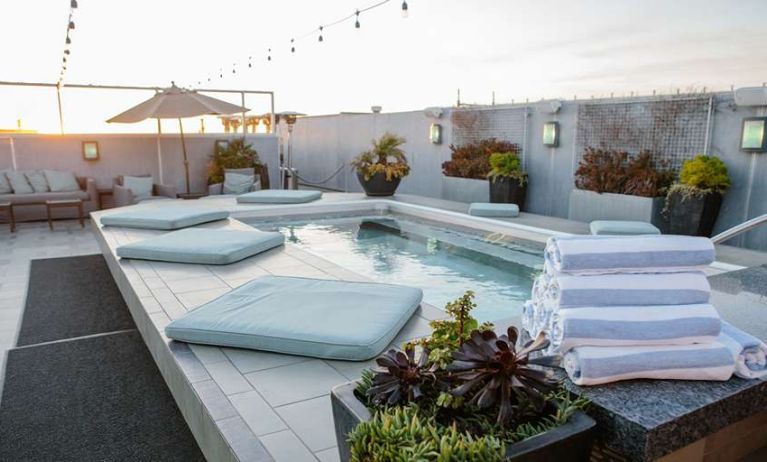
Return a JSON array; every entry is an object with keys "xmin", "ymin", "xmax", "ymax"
[{"xmin": 711, "ymin": 213, "xmax": 767, "ymax": 244}]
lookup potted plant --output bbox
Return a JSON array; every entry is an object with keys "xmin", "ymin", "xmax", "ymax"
[
  {"xmin": 331, "ymin": 291, "xmax": 596, "ymax": 462},
  {"xmin": 665, "ymin": 155, "xmax": 730, "ymax": 237},
  {"xmin": 206, "ymin": 138, "xmax": 267, "ymax": 187},
  {"xmin": 488, "ymin": 151, "xmax": 528, "ymax": 209},
  {"xmin": 441, "ymin": 139, "xmax": 521, "ymax": 204},
  {"xmin": 351, "ymin": 133, "xmax": 410, "ymax": 196},
  {"xmin": 569, "ymin": 148, "xmax": 673, "ymax": 229}
]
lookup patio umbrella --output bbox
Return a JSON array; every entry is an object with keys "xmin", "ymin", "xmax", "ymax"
[{"xmin": 107, "ymin": 84, "xmax": 248, "ymax": 194}]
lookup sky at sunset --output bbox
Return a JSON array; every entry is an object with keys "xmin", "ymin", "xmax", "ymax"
[{"xmin": 1, "ymin": 0, "xmax": 766, "ymax": 133}]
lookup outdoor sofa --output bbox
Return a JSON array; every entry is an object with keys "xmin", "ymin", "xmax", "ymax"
[{"xmin": 0, "ymin": 172, "xmax": 98, "ymax": 222}]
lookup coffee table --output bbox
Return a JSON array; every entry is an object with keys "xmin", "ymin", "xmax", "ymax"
[
  {"xmin": 0, "ymin": 202, "xmax": 15, "ymax": 232},
  {"xmin": 46, "ymin": 199, "xmax": 84, "ymax": 230}
]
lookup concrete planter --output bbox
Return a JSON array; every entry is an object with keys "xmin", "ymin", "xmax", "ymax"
[
  {"xmin": 442, "ymin": 175, "xmax": 489, "ymax": 203},
  {"xmin": 568, "ymin": 189, "xmax": 666, "ymax": 230},
  {"xmin": 331, "ymin": 380, "xmax": 596, "ymax": 462}
]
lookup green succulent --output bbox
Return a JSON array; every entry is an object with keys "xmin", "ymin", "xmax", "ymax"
[
  {"xmin": 487, "ymin": 152, "xmax": 527, "ymax": 185},
  {"xmin": 678, "ymin": 155, "xmax": 730, "ymax": 194}
]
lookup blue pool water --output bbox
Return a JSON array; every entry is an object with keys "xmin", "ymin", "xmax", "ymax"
[{"xmin": 249, "ymin": 214, "xmax": 544, "ymax": 322}]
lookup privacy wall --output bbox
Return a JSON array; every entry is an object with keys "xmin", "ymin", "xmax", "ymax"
[{"xmin": 289, "ymin": 93, "xmax": 767, "ymax": 251}]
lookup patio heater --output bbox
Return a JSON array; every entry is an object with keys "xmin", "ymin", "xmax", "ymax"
[{"xmin": 276, "ymin": 111, "xmax": 305, "ymax": 189}]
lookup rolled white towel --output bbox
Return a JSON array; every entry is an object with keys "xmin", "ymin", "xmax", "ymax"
[
  {"xmin": 550, "ymin": 303, "xmax": 722, "ymax": 353},
  {"xmin": 546, "ymin": 271, "xmax": 710, "ymax": 308},
  {"xmin": 545, "ymin": 235, "xmax": 715, "ymax": 275},
  {"xmin": 564, "ymin": 342, "xmax": 735, "ymax": 386},
  {"xmin": 719, "ymin": 322, "xmax": 767, "ymax": 380}
]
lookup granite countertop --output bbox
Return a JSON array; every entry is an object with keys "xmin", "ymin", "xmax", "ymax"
[{"xmin": 563, "ymin": 265, "xmax": 767, "ymax": 461}]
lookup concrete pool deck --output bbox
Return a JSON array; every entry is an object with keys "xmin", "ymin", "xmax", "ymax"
[{"xmin": 2, "ymin": 192, "xmax": 767, "ymax": 461}]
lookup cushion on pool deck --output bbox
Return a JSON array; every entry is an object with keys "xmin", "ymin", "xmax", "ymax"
[
  {"xmin": 468, "ymin": 202, "xmax": 520, "ymax": 218},
  {"xmin": 100, "ymin": 206, "xmax": 229, "ymax": 230},
  {"xmin": 116, "ymin": 228, "xmax": 284, "ymax": 265},
  {"xmin": 165, "ymin": 276, "xmax": 423, "ymax": 361},
  {"xmin": 237, "ymin": 190, "xmax": 322, "ymax": 204},
  {"xmin": 590, "ymin": 220, "xmax": 661, "ymax": 236}
]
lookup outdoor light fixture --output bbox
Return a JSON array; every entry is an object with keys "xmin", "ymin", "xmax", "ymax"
[
  {"xmin": 740, "ymin": 117, "xmax": 767, "ymax": 152},
  {"xmin": 402, "ymin": 1, "xmax": 409, "ymax": 18},
  {"xmin": 430, "ymin": 124, "xmax": 442, "ymax": 144},
  {"xmin": 82, "ymin": 141, "xmax": 99, "ymax": 161},
  {"xmin": 543, "ymin": 121, "xmax": 560, "ymax": 147}
]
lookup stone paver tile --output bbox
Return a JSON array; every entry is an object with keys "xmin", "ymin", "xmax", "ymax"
[
  {"xmin": 165, "ymin": 276, "xmax": 228, "ymax": 294},
  {"xmin": 218, "ymin": 416, "xmax": 274, "ymax": 462},
  {"xmin": 259, "ymin": 430, "xmax": 317, "ymax": 462},
  {"xmin": 229, "ymin": 390, "xmax": 287, "ymax": 436},
  {"xmin": 315, "ymin": 447, "xmax": 341, "ymax": 462},
  {"xmin": 189, "ymin": 344, "xmax": 229, "ymax": 364},
  {"xmin": 224, "ymin": 348, "xmax": 310, "ymax": 374},
  {"xmin": 192, "ymin": 379, "xmax": 238, "ymax": 421},
  {"xmin": 324, "ymin": 358, "xmax": 376, "ymax": 382},
  {"xmin": 275, "ymin": 395, "xmax": 336, "ymax": 452},
  {"xmin": 205, "ymin": 360, "xmax": 253, "ymax": 395},
  {"xmin": 176, "ymin": 287, "xmax": 230, "ymax": 309},
  {"xmin": 245, "ymin": 360, "xmax": 347, "ymax": 407}
]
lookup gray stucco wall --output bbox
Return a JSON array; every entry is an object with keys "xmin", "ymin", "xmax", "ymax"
[
  {"xmin": 288, "ymin": 93, "xmax": 767, "ymax": 251},
  {"xmin": 0, "ymin": 134, "xmax": 279, "ymax": 194}
]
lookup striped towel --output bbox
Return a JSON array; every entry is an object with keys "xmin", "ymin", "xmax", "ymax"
[
  {"xmin": 545, "ymin": 271, "xmax": 711, "ymax": 308},
  {"xmin": 564, "ymin": 343, "xmax": 735, "ymax": 385},
  {"xmin": 545, "ymin": 235, "xmax": 715, "ymax": 275},
  {"xmin": 550, "ymin": 304, "xmax": 721, "ymax": 353},
  {"xmin": 719, "ymin": 322, "xmax": 767, "ymax": 379}
]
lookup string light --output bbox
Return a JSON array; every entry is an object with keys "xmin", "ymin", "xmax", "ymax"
[
  {"xmin": 355, "ymin": 10, "xmax": 360, "ymax": 28},
  {"xmin": 71, "ymin": 0, "xmax": 78, "ymax": 8},
  {"xmin": 68, "ymin": 21, "xmax": 75, "ymax": 30},
  {"xmin": 58, "ymin": 0, "xmax": 79, "ymax": 85},
  {"xmin": 267, "ymin": 48, "xmax": 272, "ymax": 61},
  {"xmin": 401, "ymin": 1, "xmax": 408, "ymax": 18},
  {"xmin": 318, "ymin": 26, "xmax": 323, "ymax": 42},
  {"xmin": 291, "ymin": 38, "xmax": 295, "ymax": 53},
  {"xmin": 248, "ymin": 56, "xmax": 252, "ymax": 68}
]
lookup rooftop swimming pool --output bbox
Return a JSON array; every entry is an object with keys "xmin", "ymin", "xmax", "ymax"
[{"xmin": 246, "ymin": 213, "xmax": 544, "ymax": 322}]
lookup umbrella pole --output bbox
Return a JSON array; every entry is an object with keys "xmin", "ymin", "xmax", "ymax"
[{"xmin": 178, "ymin": 118, "xmax": 190, "ymax": 195}]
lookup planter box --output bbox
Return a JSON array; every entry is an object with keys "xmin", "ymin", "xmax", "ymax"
[
  {"xmin": 568, "ymin": 189, "xmax": 666, "ymax": 231},
  {"xmin": 442, "ymin": 175, "xmax": 489, "ymax": 204},
  {"xmin": 331, "ymin": 381, "xmax": 596, "ymax": 462},
  {"xmin": 666, "ymin": 190, "xmax": 723, "ymax": 237},
  {"xmin": 490, "ymin": 177, "xmax": 527, "ymax": 211}
]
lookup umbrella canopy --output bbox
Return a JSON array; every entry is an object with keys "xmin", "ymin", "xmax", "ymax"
[
  {"xmin": 106, "ymin": 84, "xmax": 249, "ymax": 195},
  {"xmin": 107, "ymin": 85, "xmax": 248, "ymax": 123}
]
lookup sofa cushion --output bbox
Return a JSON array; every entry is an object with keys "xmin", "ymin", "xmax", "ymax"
[
  {"xmin": 25, "ymin": 170, "xmax": 49, "ymax": 193},
  {"xmin": 237, "ymin": 190, "xmax": 322, "ymax": 204},
  {"xmin": 6, "ymin": 171, "xmax": 33, "ymax": 194},
  {"xmin": 44, "ymin": 170, "xmax": 81, "ymax": 192},
  {"xmin": 590, "ymin": 220, "xmax": 661, "ymax": 236},
  {"xmin": 469, "ymin": 202, "xmax": 520, "ymax": 218},
  {"xmin": 100, "ymin": 206, "xmax": 229, "ymax": 230},
  {"xmin": 123, "ymin": 176, "xmax": 154, "ymax": 201},
  {"xmin": 0, "ymin": 171, "xmax": 11, "ymax": 194},
  {"xmin": 164, "ymin": 276, "xmax": 423, "ymax": 360},
  {"xmin": 223, "ymin": 172, "xmax": 254, "ymax": 195},
  {"xmin": 0, "ymin": 190, "xmax": 89, "ymax": 205},
  {"xmin": 116, "ymin": 228, "xmax": 284, "ymax": 265}
]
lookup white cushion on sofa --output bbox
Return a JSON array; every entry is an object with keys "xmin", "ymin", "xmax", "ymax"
[
  {"xmin": 25, "ymin": 171, "xmax": 49, "ymax": 193},
  {"xmin": 0, "ymin": 171, "xmax": 11, "ymax": 194},
  {"xmin": 123, "ymin": 176, "xmax": 154, "ymax": 201},
  {"xmin": 223, "ymin": 172, "xmax": 255, "ymax": 194},
  {"xmin": 6, "ymin": 171, "xmax": 33, "ymax": 194},
  {"xmin": 44, "ymin": 170, "xmax": 81, "ymax": 192}
]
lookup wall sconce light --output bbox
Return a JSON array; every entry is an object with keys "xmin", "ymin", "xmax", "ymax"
[
  {"xmin": 542, "ymin": 121, "xmax": 560, "ymax": 147},
  {"xmin": 429, "ymin": 123, "xmax": 442, "ymax": 144},
  {"xmin": 82, "ymin": 141, "xmax": 99, "ymax": 161},
  {"xmin": 741, "ymin": 117, "xmax": 767, "ymax": 152}
]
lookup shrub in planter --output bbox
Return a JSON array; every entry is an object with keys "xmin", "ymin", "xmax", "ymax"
[
  {"xmin": 442, "ymin": 139, "xmax": 520, "ymax": 179},
  {"xmin": 351, "ymin": 133, "xmax": 410, "ymax": 196},
  {"xmin": 665, "ymin": 155, "xmax": 730, "ymax": 237},
  {"xmin": 334, "ymin": 291, "xmax": 595, "ymax": 462},
  {"xmin": 574, "ymin": 148, "xmax": 672, "ymax": 197},
  {"xmin": 206, "ymin": 138, "xmax": 261, "ymax": 185},
  {"xmin": 488, "ymin": 151, "xmax": 528, "ymax": 209}
]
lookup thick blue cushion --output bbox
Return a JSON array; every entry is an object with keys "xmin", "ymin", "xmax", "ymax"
[
  {"xmin": 237, "ymin": 190, "xmax": 322, "ymax": 204},
  {"xmin": 469, "ymin": 202, "xmax": 520, "ymax": 218},
  {"xmin": 116, "ymin": 228, "xmax": 284, "ymax": 265},
  {"xmin": 165, "ymin": 276, "xmax": 423, "ymax": 361},
  {"xmin": 590, "ymin": 220, "xmax": 661, "ymax": 236},
  {"xmin": 100, "ymin": 206, "xmax": 229, "ymax": 230}
]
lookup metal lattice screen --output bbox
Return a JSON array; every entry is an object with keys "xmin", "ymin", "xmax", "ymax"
[
  {"xmin": 575, "ymin": 97, "xmax": 711, "ymax": 170},
  {"xmin": 451, "ymin": 107, "xmax": 527, "ymax": 146}
]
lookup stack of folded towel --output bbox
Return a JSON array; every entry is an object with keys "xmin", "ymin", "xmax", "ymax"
[{"xmin": 523, "ymin": 235, "xmax": 767, "ymax": 385}]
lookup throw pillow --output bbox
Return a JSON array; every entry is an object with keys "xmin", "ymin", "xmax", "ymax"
[
  {"xmin": 223, "ymin": 172, "xmax": 255, "ymax": 194},
  {"xmin": 123, "ymin": 175, "xmax": 154, "ymax": 201},
  {"xmin": 44, "ymin": 170, "xmax": 81, "ymax": 192},
  {"xmin": 25, "ymin": 170, "xmax": 50, "ymax": 193},
  {"xmin": 6, "ymin": 171, "xmax": 33, "ymax": 194},
  {"xmin": 0, "ymin": 171, "xmax": 11, "ymax": 194}
]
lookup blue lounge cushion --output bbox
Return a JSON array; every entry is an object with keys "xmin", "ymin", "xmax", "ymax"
[
  {"xmin": 116, "ymin": 228, "xmax": 284, "ymax": 265},
  {"xmin": 590, "ymin": 220, "xmax": 661, "ymax": 236},
  {"xmin": 237, "ymin": 190, "xmax": 322, "ymax": 204},
  {"xmin": 165, "ymin": 276, "xmax": 423, "ymax": 361},
  {"xmin": 469, "ymin": 202, "xmax": 520, "ymax": 218},
  {"xmin": 100, "ymin": 206, "xmax": 229, "ymax": 230}
]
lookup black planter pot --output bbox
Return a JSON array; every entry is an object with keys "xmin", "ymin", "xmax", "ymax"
[
  {"xmin": 666, "ymin": 190, "xmax": 723, "ymax": 237},
  {"xmin": 331, "ymin": 381, "xmax": 596, "ymax": 462},
  {"xmin": 490, "ymin": 176, "xmax": 527, "ymax": 211},
  {"xmin": 356, "ymin": 171, "xmax": 401, "ymax": 197}
]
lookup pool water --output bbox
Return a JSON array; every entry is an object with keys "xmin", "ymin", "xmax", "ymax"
[{"xmin": 249, "ymin": 214, "xmax": 543, "ymax": 322}]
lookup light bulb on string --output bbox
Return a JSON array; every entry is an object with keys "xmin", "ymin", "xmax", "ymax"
[
  {"xmin": 66, "ymin": 36, "xmax": 71, "ymax": 45},
  {"xmin": 267, "ymin": 48, "xmax": 271, "ymax": 61},
  {"xmin": 355, "ymin": 10, "xmax": 360, "ymax": 28},
  {"xmin": 248, "ymin": 56, "xmax": 252, "ymax": 68},
  {"xmin": 401, "ymin": 1, "xmax": 408, "ymax": 18},
  {"xmin": 318, "ymin": 26, "xmax": 323, "ymax": 42},
  {"xmin": 290, "ymin": 38, "xmax": 295, "ymax": 53},
  {"xmin": 71, "ymin": 0, "xmax": 78, "ymax": 8},
  {"xmin": 69, "ymin": 21, "xmax": 75, "ymax": 30}
]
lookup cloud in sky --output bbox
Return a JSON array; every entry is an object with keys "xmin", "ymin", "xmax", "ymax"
[{"xmin": 1, "ymin": 0, "xmax": 766, "ymax": 132}]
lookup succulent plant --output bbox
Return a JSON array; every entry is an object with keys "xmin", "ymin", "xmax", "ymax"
[
  {"xmin": 367, "ymin": 347, "xmax": 438, "ymax": 406},
  {"xmin": 447, "ymin": 327, "xmax": 560, "ymax": 426}
]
